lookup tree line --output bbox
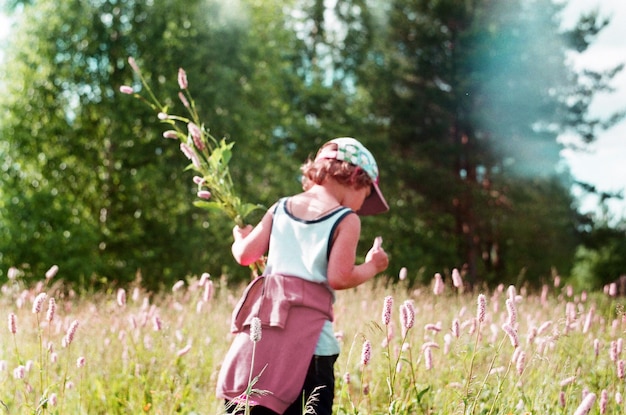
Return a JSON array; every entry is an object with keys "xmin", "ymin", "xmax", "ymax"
[{"xmin": 0, "ymin": 0, "xmax": 624, "ymax": 292}]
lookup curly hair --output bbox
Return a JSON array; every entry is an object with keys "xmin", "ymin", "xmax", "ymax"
[{"xmin": 300, "ymin": 142, "xmax": 372, "ymax": 191}]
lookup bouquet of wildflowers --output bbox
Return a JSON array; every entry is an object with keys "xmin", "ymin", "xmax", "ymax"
[
  {"xmin": 120, "ymin": 57, "xmax": 263, "ymax": 228},
  {"xmin": 120, "ymin": 57, "xmax": 265, "ymax": 274}
]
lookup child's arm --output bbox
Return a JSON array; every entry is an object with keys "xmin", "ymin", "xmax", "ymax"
[
  {"xmin": 231, "ymin": 207, "xmax": 274, "ymax": 266},
  {"xmin": 327, "ymin": 214, "xmax": 389, "ymax": 290}
]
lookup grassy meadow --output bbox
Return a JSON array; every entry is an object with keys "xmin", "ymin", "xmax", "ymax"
[{"xmin": 1, "ymin": 267, "xmax": 625, "ymax": 414}]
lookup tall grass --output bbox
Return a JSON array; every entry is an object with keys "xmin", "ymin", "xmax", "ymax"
[{"xmin": 1, "ymin": 267, "xmax": 624, "ymax": 414}]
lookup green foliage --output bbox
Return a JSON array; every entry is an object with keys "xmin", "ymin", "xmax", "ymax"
[
  {"xmin": 354, "ymin": 0, "xmax": 622, "ymax": 287},
  {"xmin": 572, "ymin": 219, "xmax": 626, "ymax": 289},
  {"xmin": 0, "ymin": 0, "xmax": 623, "ymax": 290},
  {"xmin": 0, "ymin": 0, "xmax": 302, "ymax": 287}
]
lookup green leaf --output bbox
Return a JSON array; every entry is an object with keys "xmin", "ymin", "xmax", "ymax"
[
  {"xmin": 239, "ymin": 203, "xmax": 266, "ymax": 221},
  {"xmin": 193, "ymin": 200, "xmax": 227, "ymax": 214}
]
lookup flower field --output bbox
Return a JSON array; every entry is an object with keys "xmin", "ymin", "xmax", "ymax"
[{"xmin": 1, "ymin": 266, "xmax": 624, "ymax": 414}]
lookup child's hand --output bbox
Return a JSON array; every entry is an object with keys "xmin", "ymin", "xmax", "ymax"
[
  {"xmin": 366, "ymin": 236, "xmax": 389, "ymax": 273},
  {"xmin": 232, "ymin": 224, "xmax": 253, "ymax": 241}
]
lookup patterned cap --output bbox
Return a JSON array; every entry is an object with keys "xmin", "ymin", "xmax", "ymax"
[{"xmin": 315, "ymin": 137, "xmax": 389, "ymax": 215}]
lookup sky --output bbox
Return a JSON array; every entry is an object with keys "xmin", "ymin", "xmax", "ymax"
[
  {"xmin": 560, "ymin": 0, "xmax": 626, "ymax": 219},
  {"xmin": 0, "ymin": 1, "xmax": 624, "ymax": 219}
]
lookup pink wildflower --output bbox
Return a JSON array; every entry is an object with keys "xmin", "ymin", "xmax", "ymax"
[
  {"xmin": 424, "ymin": 346, "xmax": 433, "ymax": 370},
  {"xmin": 400, "ymin": 301, "xmax": 415, "ymax": 336},
  {"xmin": 177, "ymin": 344, "xmax": 192, "ymax": 357},
  {"xmin": 600, "ymin": 389, "xmax": 608, "ymax": 414},
  {"xmin": 179, "ymin": 91, "xmax": 190, "ymax": 108},
  {"xmin": 250, "ymin": 317, "xmax": 262, "ymax": 343},
  {"xmin": 505, "ymin": 298, "xmax": 517, "ymax": 326},
  {"xmin": 361, "ymin": 339, "xmax": 371, "ymax": 366},
  {"xmin": 502, "ymin": 323, "xmax": 519, "ymax": 348},
  {"xmin": 199, "ymin": 272, "xmax": 210, "ymax": 285},
  {"xmin": 45, "ymin": 265, "xmax": 59, "ymax": 279},
  {"xmin": 13, "ymin": 365, "xmax": 25, "ymax": 379},
  {"xmin": 452, "ymin": 318, "xmax": 460, "ymax": 338},
  {"xmin": 573, "ymin": 392, "xmax": 596, "ymax": 415},
  {"xmin": 117, "ymin": 288, "xmax": 126, "ymax": 307},
  {"xmin": 76, "ymin": 356, "xmax": 86, "ymax": 368},
  {"xmin": 8, "ymin": 267, "xmax": 19, "ymax": 280},
  {"xmin": 64, "ymin": 320, "xmax": 79, "ymax": 347},
  {"xmin": 398, "ymin": 267, "xmax": 407, "ymax": 281},
  {"xmin": 193, "ymin": 176, "xmax": 205, "ymax": 185},
  {"xmin": 343, "ymin": 372, "xmax": 350, "ymax": 384},
  {"xmin": 610, "ymin": 340, "xmax": 618, "ymax": 362},
  {"xmin": 128, "ymin": 56, "xmax": 140, "ymax": 73},
  {"xmin": 187, "ymin": 122, "xmax": 204, "ymax": 151},
  {"xmin": 512, "ymin": 347, "xmax": 521, "ymax": 364},
  {"xmin": 516, "ymin": 350, "xmax": 526, "ymax": 375},
  {"xmin": 172, "ymin": 280, "xmax": 185, "ymax": 292},
  {"xmin": 421, "ymin": 341, "xmax": 439, "ymax": 351},
  {"xmin": 132, "ymin": 287, "xmax": 140, "ymax": 302},
  {"xmin": 451, "ymin": 268, "xmax": 462, "ymax": 288},
  {"xmin": 476, "ymin": 293, "xmax": 486, "ymax": 324},
  {"xmin": 163, "ymin": 130, "xmax": 179, "ymax": 140},
  {"xmin": 119, "ymin": 85, "xmax": 134, "ymax": 94},
  {"xmin": 153, "ymin": 316, "xmax": 162, "ymax": 331},
  {"xmin": 233, "ymin": 393, "xmax": 259, "ymax": 407},
  {"xmin": 202, "ymin": 280, "xmax": 214, "ymax": 302},
  {"xmin": 178, "ymin": 68, "xmax": 188, "ymax": 89},
  {"xmin": 48, "ymin": 393, "xmax": 57, "ymax": 406},
  {"xmin": 424, "ymin": 323, "xmax": 441, "ymax": 333},
  {"xmin": 506, "ymin": 285, "xmax": 516, "ymax": 299},
  {"xmin": 559, "ymin": 391, "xmax": 566, "ymax": 407},
  {"xmin": 8, "ymin": 313, "xmax": 17, "ymax": 334},
  {"xmin": 594, "ymin": 338, "xmax": 601, "ymax": 358},
  {"xmin": 433, "ymin": 273, "xmax": 444, "ymax": 295},
  {"xmin": 382, "ymin": 296, "xmax": 393, "ymax": 326},
  {"xmin": 537, "ymin": 320, "xmax": 552, "ymax": 335},
  {"xmin": 197, "ymin": 190, "xmax": 211, "ymax": 200},
  {"xmin": 443, "ymin": 334, "xmax": 452, "ymax": 354},
  {"xmin": 616, "ymin": 391, "xmax": 623, "ymax": 404},
  {"xmin": 180, "ymin": 143, "xmax": 201, "ymax": 168},
  {"xmin": 46, "ymin": 298, "xmax": 56, "ymax": 322},
  {"xmin": 32, "ymin": 292, "xmax": 47, "ymax": 314},
  {"xmin": 560, "ymin": 376, "xmax": 576, "ymax": 387}
]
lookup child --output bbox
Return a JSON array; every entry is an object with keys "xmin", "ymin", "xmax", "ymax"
[{"xmin": 216, "ymin": 137, "xmax": 389, "ymax": 414}]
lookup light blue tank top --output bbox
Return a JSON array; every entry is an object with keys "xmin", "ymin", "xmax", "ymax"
[{"xmin": 264, "ymin": 197, "xmax": 353, "ymax": 355}]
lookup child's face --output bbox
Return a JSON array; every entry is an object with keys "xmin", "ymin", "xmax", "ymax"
[{"xmin": 344, "ymin": 185, "xmax": 372, "ymax": 212}]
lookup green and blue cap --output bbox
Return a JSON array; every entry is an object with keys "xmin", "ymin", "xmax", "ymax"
[{"xmin": 315, "ymin": 137, "xmax": 389, "ymax": 216}]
